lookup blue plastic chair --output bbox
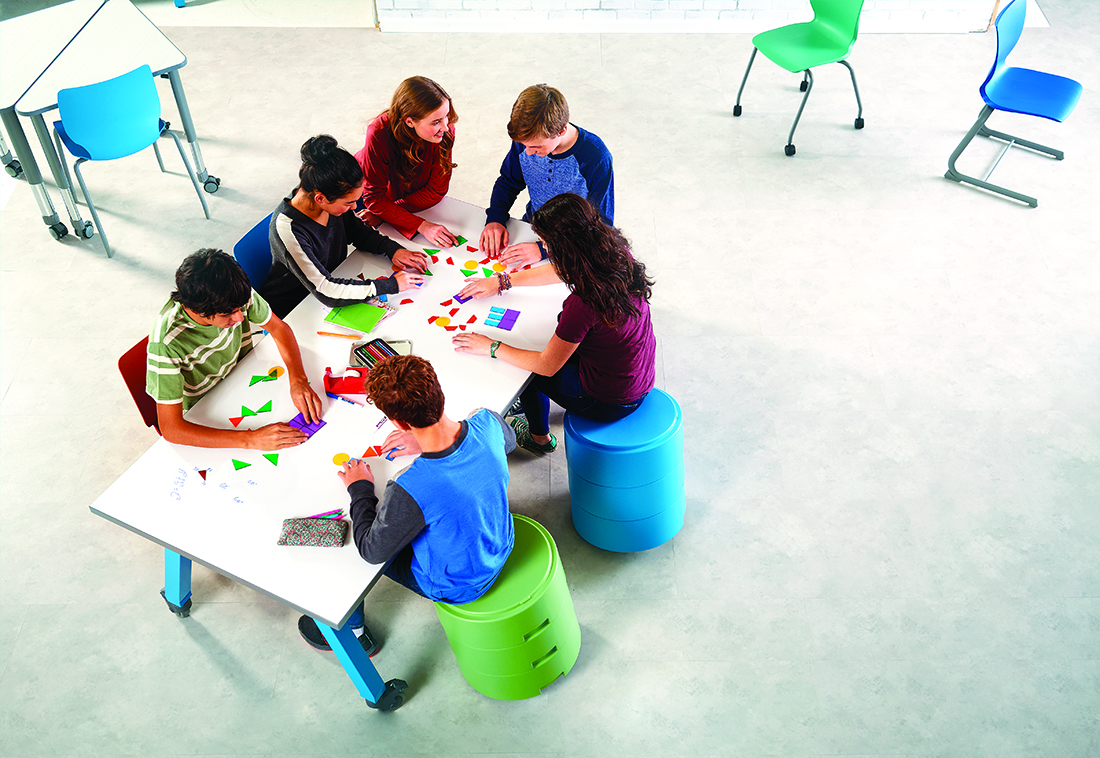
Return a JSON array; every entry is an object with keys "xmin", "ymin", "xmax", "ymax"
[
  {"xmin": 945, "ymin": 0, "xmax": 1082, "ymax": 207},
  {"xmin": 732, "ymin": 0, "xmax": 866, "ymax": 156},
  {"xmin": 52, "ymin": 65, "xmax": 210, "ymax": 257},
  {"xmin": 233, "ymin": 213, "xmax": 275, "ymax": 289}
]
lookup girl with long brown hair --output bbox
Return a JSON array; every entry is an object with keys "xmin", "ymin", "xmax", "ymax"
[
  {"xmin": 452, "ymin": 193, "xmax": 656, "ymax": 453},
  {"xmin": 355, "ymin": 76, "xmax": 460, "ymax": 248}
]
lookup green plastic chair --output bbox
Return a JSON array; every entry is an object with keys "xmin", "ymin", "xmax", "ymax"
[
  {"xmin": 435, "ymin": 514, "xmax": 581, "ymax": 701},
  {"xmin": 732, "ymin": 0, "xmax": 866, "ymax": 156}
]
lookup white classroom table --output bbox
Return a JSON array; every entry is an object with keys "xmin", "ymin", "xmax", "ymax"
[
  {"xmin": 0, "ymin": 0, "xmax": 105, "ymax": 238},
  {"xmin": 13, "ymin": 0, "xmax": 220, "ymax": 242},
  {"xmin": 90, "ymin": 197, "xmax": 569, "ymax": 710}
]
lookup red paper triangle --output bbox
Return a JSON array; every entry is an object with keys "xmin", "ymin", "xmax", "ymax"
[
  {"xmin": 229, "ymin": 416, "xmax": 244, "ymax": 427},
  {"xmin": 459, "ymin": 325, "xmax": 467, "ymax": 331},
  {"xmin": 198, "ymin": 469, "xmax": 207, "ymax": 481}
]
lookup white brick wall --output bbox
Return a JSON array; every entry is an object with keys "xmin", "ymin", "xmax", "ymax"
[{"xmin": 378, "ymin": 0, "xmax": 998, "ymax": 33}]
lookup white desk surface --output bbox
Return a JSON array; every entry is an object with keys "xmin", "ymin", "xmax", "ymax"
[
  {"xmin": 90, "ymin": 197, "xmax": 568, "ymax": 629},
  {"xmin": 17, "ymin": 0, "xmax": 184, "ymax": 117},
  {"xmin": 0, "ymin": 0, "xmax": 105, "ymax": 108}
]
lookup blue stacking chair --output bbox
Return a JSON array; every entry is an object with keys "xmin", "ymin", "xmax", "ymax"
[
  {"xmin": 944, "ymin": 0, "xmax": 1082, "ymax": 207},
  {"xmin": 732, "ymin": 0, "xmax": 866, "ymax": 156},
  {"xmin": 233, "ymin": 213, "xmax": 275, "ymax": 290},
  {"xmin": 52, "ymin": 65, "xmax": 210, "ymax": 257}
]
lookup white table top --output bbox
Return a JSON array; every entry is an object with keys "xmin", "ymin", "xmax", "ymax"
[
  {"xmin": 90, "ymin": 196, "xmax": 568, "ymax": 629},
  {"xmin": 16, "ymin": 0, "xmax": 184, "ymax": 117},
  {"xmin": 0, "ymin": 0, "xmax": 105, "ymax": 108}
]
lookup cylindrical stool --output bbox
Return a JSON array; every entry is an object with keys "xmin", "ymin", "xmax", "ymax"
[
  {"xmin": 435, "ymin": 514, "xmax": 580, "ymax": 700},
  {"xmin": 564, "ymin": 388, "xmax": 685, "ymax": 552}
]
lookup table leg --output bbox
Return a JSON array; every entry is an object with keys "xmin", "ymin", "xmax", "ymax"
[
  {"xmin": 316, "ymin": 621, "xmax": 408, "ymax": 710},
  {"xmin": 29, "ymin": 113, "xmax": 93, "ymax": 238},
  {"xmin": 161, "ymin": 548, "xmax": 193, "ymax": 617},
  {"xmin": 0, "ymin": 128, "xmax": 23, "ymax": 178},
  {"xmin": 164, "ymin": 70, "xmax": 220, "ymax": 193},
  {"xmin": 0, "ymin": 107, "xmax": 68, "ymax": 239}
]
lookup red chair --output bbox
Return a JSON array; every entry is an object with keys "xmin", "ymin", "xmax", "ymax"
[{"xmin": 119, "ymin": 337, "xmax": 160, "ymax": 434}]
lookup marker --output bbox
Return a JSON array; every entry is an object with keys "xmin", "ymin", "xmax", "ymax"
[
  {"xmin": 326, "ymin": 392, "xmax": 363, "ymax": 407},
  {"xmin": 317, "ymin": 331, "xmax": 362, "ymax": 340},
  {"xmin": 385, "ymin": 446, "xmax": 405, "ymax": 461}
]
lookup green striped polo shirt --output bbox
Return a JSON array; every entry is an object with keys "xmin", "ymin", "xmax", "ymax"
[{"xmin": 146, "ymin": 292, "xmax": 272, "ymax": 411}]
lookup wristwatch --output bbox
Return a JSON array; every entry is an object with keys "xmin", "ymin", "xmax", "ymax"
[{"xmin": 489, "ymin": 340, "xmax": 501, "ymax": 359}]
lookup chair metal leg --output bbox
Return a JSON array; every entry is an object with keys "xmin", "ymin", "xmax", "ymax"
[
  {"xmin": 785, "ymin": 68, "xmax": 813, "ymax": 156},
  {"xmin": 152, "ymin": 141, "xmax": 166, "ymax": 173},
  {"xmin": 732, "ymin": 47, "xmax": 758, "ymax": 117},
  {"xmin": 163, "ymin": 129, "xmax": 211, "ymax": 220},
  {"xmin": 837, "ymin": 59, "xmax": 864, "ymax": 128},
  {"xmin": 72, "ymin": 157, "xmax": 114, "ymax": 256},
  {"xmin": 945, "ymin": 105, "xmax": 1039, "ymax": 207},
  {"xmin": 979, "ymin": 124, "xmax": 1064, "ymax": 160}
]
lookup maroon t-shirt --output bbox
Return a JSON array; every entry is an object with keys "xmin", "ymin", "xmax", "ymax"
[{"xmin": 555, "ymin": 291, "xmax": 656, "ymax": 404}]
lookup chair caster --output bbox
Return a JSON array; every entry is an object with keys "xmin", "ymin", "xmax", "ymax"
[
  {"xmin": 800, "ymin": 80, "xmax": 808, "ymax": 92},
  {"xmin": 784, "ymin": 144, "xmax": 796, "ymax": 156},
  {"xmin": 202, "ymin": 176, "xmax": 221, "ymax": 193},
  {"xmin": 77, "ymin": 221, "xmax": 95, "ymax": 239},
  {"xmin": 854, "ymin": 117, "xmax": 864, "ymax": 129},
  {"xmin": 48, "ymin": 222, "xmax": 68, "ymax": 240},
  {"xmin": 732, "ymin": 105, "xmax": 742, "ymax": 117},
  {"xmin": 366, "ymin": 679, "xmax": 408, "ymax": 711},
  {"xmin": 5, "ymin": 160, "xmax": 22, "ymax": 178}
]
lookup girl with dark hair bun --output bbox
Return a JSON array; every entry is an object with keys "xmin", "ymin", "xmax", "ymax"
[
  {"xmin": 452, "ymin": 193, "xmax": 656, "ymax": 453},
  {"xmin": 259, "ymin": 135, "xmax": 428, "ymax": 319},
  {"xmin": 355, "ymin": 77, "xmax": 460, "ymax": 248}
]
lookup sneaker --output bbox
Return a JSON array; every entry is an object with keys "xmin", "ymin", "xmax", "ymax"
[
  {"xmin": 506, "ymin": 398, "xmax": 525, "ymax": 418},
  {"xmin": 511, "ymin": 416, "xmax": 557, "ymax": 454},
  {"xmin": 298, "ymin": 615, "xmax": 379, "ymax": 657}
]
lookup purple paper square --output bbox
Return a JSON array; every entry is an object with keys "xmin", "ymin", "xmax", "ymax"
[
  {"xmin": 289, "ymin": 413, "xmax": 327, "ymax": 438},
  {"xmin": 454, "ymin": 292, "xmax": 472, "ymax": 304}
]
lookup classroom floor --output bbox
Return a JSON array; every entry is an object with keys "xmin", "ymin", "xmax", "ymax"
[{"xmin": 1, "ymin": 1, "xmax": 1098, "ymax": 756}]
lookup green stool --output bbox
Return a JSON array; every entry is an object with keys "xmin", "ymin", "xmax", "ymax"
[{"xmin": 435, "ymin": 514, "xmax": 580, "ymax": 700}]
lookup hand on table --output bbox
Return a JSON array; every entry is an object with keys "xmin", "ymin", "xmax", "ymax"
[
  {"xmin": 248, "ymin": 423, "xmax": 307, "ymax": 450},
  {"xmin": 355, "ymin": 208, "xmax": 382, "ymax": 227},
  {"xmin": 418, "ymin": 220, "xmax": 458, "ymax": 248},
  {"xmin": 480, "ymin": 222, "xmax": 509, "ymax": 258},
  {"xmin": 392, "ymin": 248, "xmax": 427, "ymax": 273},
  {"xmin": 452, "ymin": 331, "xmax": 494, "ymax": 356},
  {"xmin": 289, "ymin": 377, "xmax": 323, "ymax": 424},
  {"xmin": 381, "ymin": 429, "xmax": 421, "ymax": 459},
  {"xmin": 337, "ymin": 458, "xmax": 374, "ymax": 487},
  {"xmin": 394, "ymin": 271, "xmax": 426, "ymax": 291},
  {"xmin": 499, "ymin": 242, "xmax": 540, "ymax": 269},
  {"xmin": 457, "ymin": 276, "xmax": 499, "ymax": 301}
]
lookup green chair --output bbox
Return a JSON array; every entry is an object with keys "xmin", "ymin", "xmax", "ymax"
[
  {"xmin": 435, "ymin": 514, "xmax": 580, "ymax": 701},
  {"xmin": 732, "ymin": 0, "xmax": 866, "ymax": 156}
]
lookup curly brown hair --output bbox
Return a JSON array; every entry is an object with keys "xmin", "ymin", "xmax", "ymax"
[
  {"xmin": 531, "ymin": 193, "xmax": 653, "ymax": 327},
  {"xmin": 386, "ymin": 76, "xmax": 458, "ymax": 194},
  {"xmin": 364, "ymin": 354, "xmax": 445, "ymax": 429}
]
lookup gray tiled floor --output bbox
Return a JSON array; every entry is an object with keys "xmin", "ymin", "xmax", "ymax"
[{"xmin": 1, "ymin": 2, "xmax": 1097, "ymax": 756}]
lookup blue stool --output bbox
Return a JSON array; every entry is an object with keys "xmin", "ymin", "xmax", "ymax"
[{"xmin": 563, "ymin": 388, "xmax": 685, "ymax": 552}]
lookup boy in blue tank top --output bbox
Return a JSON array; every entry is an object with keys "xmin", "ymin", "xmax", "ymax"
[{"xmin": 297, "ymin": 355, "xmax": 516, "ymax": 654}]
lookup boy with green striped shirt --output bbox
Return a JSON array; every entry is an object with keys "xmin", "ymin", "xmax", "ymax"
[{"xmin": 147, "ymin": 248, "xmax": 322, "ymax": 449}]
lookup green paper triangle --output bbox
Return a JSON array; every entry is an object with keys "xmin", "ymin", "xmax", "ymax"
[
  {"xmin": 257, "ymin": 400, "xmax": 272, "ymax": 413},
  {"xmin": 455, "ymin": 235, "xmax": 468, "ymax": 246},
  {"xmin": 241, "ymin": 406, "xmax": 257, "ymax": 417},
  {"xmin": 460, "ymin": 269, "xmax": 477, "ymax": 277},
  {"xmin": 232, "ymin": 459, "xmax": 251, "ymax": 470},
  {"xmin": 268, "ymin": 367, "xmax": 280, "ymax": 377},
  {"xmin": 263, "ymin": 453, "xmax": 279, "ymax": 466},
  {"xmin": 249, "ymin": 375, "xmax": 266, "ymax": 386},
  {"xmin": 482, "ymin": 267, "xmax": 494, "ymax": 277},
  {"xmin": 423, "ymin": 268, "xmax": 433, "ymax": 276},
  {"xmin": 423, "ymin": 248, "xmax": 440, "ymax": 254}
]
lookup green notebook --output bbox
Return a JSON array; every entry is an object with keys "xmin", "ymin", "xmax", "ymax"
[{"xmin": 324, "ymin": 302, "xmax": 389, "ymax": 334}]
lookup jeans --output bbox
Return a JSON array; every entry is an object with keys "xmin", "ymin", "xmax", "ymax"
[
  {"xmin": 520, "ymin": 360, "xmax": 647, "ymax": 437},
  {"xmin": 382, "ymin": 543, "xmax": 430, "ymax": 599}
]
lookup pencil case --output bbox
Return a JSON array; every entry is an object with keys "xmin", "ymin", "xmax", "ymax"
[{"xmin": 276, "ymin": 518, "xmax": 347, "ymax": 548}]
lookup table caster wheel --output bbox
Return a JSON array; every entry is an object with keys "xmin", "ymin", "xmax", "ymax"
[
  {"xmin": 854, "ymin": 117, "xmax": 864, "ymax": 129},
  {"xmin": 78, "ymin": 221, "xmax": 95, "ymax": 239},
  {"xmin": 5, "ymin": 160, "xmax": 22, "ymax": 178},
  {"xmin": 784, "ymin": 144, "xmax": 796, "ymax": 156},
  {"xmin": 203, "ymin": 176, "xmax": 221, "ymax": 193},
  {"xmin": 48, "ymin": 222, "xmax": 68, "ymax": 240},
  {"xmin": 160, "ymin": 589, "xmax": 192, "ymax": 617},
  {"xmin": 732, "ymin": 105, "xmax": 742, "ymax": 117},
  {"xmin": 800, "ymin": 80, "xmax": 808, "ymax": 92},
  {"xmin": 367, "ymin": 679, "xmax": 408, "ymax": 711}
]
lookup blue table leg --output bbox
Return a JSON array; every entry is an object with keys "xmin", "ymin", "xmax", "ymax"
[
  {"xmin": 161, "ymin": 549, "xmax": 193, "ymax": 617},
  {"xmin": 174, "ymin": 0, "xmax": 185, "ymax": 7},
  {"xmin": 316, "ymin": 621, "xmax": 408, "ymax": 710}
]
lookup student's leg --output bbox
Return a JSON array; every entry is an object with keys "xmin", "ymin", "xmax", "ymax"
[
  {"xmin": 533, "ymin": 363, "xmax": 647, "ymax": 424},
  {"xmin": 383, "ymin": 544, "xmax": 431, "ymax": 599}
]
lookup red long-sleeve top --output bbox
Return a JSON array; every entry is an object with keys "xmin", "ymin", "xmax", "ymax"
[{"xmin": 355, "ymin": 112, "xmax": 454, "ymax": 240}]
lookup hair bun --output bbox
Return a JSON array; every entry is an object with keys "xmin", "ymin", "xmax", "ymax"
[{"xmin": 301, "ymin": 134, "xmax": 338, "ymax": 164}]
